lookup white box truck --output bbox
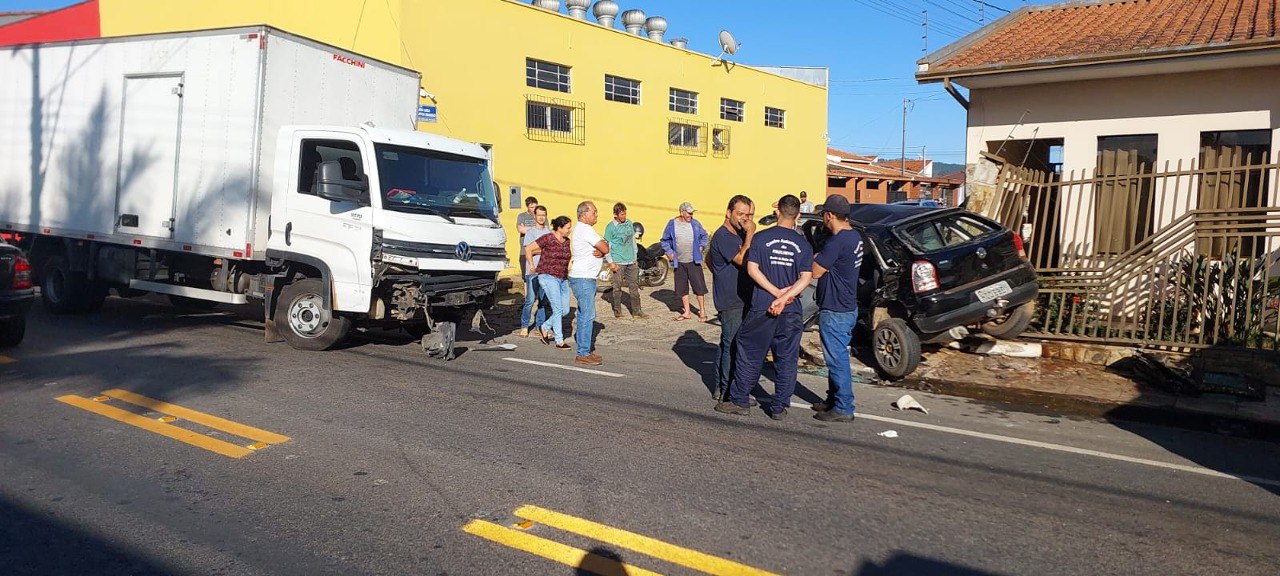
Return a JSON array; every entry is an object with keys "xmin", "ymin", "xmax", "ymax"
[{"xmin": 0, "ymin": 27, "xmax": 506, "ymax": 356}]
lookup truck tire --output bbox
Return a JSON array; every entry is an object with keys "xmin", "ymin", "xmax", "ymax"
[
  {"xmin": 274, "ymin": 278, "xmax": 350, "ymax": 351},
  {"xmin": 871, "ymin": 318, "xmax": 921, "ymax": 381},
  {"xmin": 981, "ymin": 301, "xmax": 1035, "ymax": 340},
  {"xmin": 0, "ymin": 317, "xmax": 25, "ymax": 348},
  {"xmin": 40, "ymin": 255, "xmax": 103, "ymax": 314}
]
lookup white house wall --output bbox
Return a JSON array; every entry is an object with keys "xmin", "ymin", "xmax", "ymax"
[{"xmin": 965, "ymin": 65, "xmax": 1280, "ymax": 257}]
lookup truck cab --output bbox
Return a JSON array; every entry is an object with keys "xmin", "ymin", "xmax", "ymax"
[{"xmin": 266, "ymin": 125, "xmax": 506, "ymax": 353}]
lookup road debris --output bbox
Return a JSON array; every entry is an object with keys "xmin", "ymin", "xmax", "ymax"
[
  {"xmin": 877, "ymin": 430, "xmax": 899, "ymax": 438},
  {"xmin": 891, "ymin": 394, "xmax": 929, "ymax": 414}
]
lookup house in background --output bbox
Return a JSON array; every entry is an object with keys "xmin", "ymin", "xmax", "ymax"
[
  {"xmin": 916, "ymin": 0, "xmax": 1280, "ymax": 351},
  {"xmin": 825, "ymin": 147, "xmax": 961, "ymax": 205}
]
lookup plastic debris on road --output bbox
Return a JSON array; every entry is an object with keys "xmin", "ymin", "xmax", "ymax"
[
  {"xmin": 877, "ymin": 430, "xmax": 898, "ymax": 438},
  {"xmin": 891, "ymin": 394, "xmax": 929, "ymax": 414}
]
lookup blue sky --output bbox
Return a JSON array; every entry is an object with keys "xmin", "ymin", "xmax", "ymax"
[{"xmin": 1, "ymin": 0, "xmax": 1051, "ymax": 164}]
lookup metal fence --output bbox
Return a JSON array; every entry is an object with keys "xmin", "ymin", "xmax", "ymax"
[{"xmin": 988, "ymin": 156, "xmax": 1280, "ymax": 351}]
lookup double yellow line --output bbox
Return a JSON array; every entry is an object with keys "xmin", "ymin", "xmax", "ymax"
[
  {"xmin": 464, "ymin": 505, "xmax": 777, "ymax": 576},
  {"xmin": 56, "ymin": 389, "xmax": 289, "ymax": 458}
]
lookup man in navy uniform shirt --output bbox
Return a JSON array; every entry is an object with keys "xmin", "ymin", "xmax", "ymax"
[
  {"xmin": 808, "ymin": 195, "xmax": 864, "ymax": 422},
  {"xmin": 716, "ymin": 194, "xmax": 813, "ymax": 420}
]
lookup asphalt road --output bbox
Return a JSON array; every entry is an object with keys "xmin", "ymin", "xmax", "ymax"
[{"xmin": 2, "ymin": 296, "xmax": 1280, "ymax": 575}]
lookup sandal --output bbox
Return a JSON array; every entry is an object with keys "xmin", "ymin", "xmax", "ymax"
[
  {"xmin": 555, "ymin": 342, "xmax": 571, "ymax": 349},
  {"xmin": 674, "ymin": 314, "xmax": 693, "ymax": 321}
]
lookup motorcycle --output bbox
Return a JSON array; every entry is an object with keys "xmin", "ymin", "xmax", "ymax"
[{"xmin": 597, "ymin": 221, "xmax": 670, "ymax": 289}]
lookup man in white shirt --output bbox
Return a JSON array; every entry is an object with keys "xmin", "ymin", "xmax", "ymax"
[
  {"xmin": 569, "ymin": 201, "xmax": 610, "ymax": 366},
  {"xmin": 798, "ymin": 191, "xmax": 816, "ymax": 213}
]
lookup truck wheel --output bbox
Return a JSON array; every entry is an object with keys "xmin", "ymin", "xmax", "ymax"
[
  {"xmin": 871, "ymin": 318, "xmax": 921, "ymax": 381},
  {"xmin": 274, "ymin": 278, "xmax": 350, "ymax": 351},
  {"xmin": 40, "ymin": 256, "xmax": 97, "ymax": 314},
  {"xmin": 642, "ymin": 259, "xmax": 670, "ymax": 287},
  {"xmin": 0, "ymin": 317, "xmax": 25, "ymax": 348},
  {"xmin": 981, "ymin": 301, "xmax": 1035, "ymax": 340}
]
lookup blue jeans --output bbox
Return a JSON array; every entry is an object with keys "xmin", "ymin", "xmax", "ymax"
[
  {"xmin": 568, "ymin": 277, "xmax": 598, "ymax": 357},
  {"xmin": 537, "ymin": 275, "xmax": 570, "ymax": 345},
  {"xmin": 715, "ymin": 307, "xmax": 744, "ymax": 399},
  {"xmin": 520, "ymin": 274, "xmax": 548, "ymax": 330},
  {"xmin": 819, "ymin": 309, "xmax": 858, "ymax": 415}
]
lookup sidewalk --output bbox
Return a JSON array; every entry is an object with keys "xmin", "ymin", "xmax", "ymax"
[{"xmin": 493, "ymin": 276, "xmax": 1280, "ymax": 431}]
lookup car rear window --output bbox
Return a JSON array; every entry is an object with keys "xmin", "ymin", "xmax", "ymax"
[{"xmin": 901, "ymin": 215, "xmax": 999, "ymax": 252}]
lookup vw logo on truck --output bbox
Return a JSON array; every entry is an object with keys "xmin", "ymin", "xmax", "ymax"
[{"xmin": 455, "ymin": 242, "xmax": 473, "ymax": 262}]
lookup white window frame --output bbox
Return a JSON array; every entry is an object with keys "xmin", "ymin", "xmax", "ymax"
[
  {"xmin": 764, "ymin": 106, "xmax": 786, "ymax": 128},
  {"xmin": 669, "ymin": 88, "xmax": 698, "ymax": 114},
  {"xmin": 720, "ymin": 98, "xmax": 745, "ymax": 122},
  {"xmin": 526, "ymin": 58, "xmax": 571, "ymax": 93},
  {"xmin": 605, "ymin": 74, "xmax": 642, "ymax": 105}
]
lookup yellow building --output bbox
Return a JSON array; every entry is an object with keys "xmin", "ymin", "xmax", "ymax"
[{"xmin": 91, "ymin": 0, "xmax": 829, "ymax": 270}]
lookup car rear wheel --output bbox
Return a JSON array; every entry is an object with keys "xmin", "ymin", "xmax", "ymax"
[
  {"xmin": 981, "ymin": 301, "xmax": 1035, "ymax": 340},
  {"xmin": 274, "ymin": 278, "xmax": 350, "ymax": 351},
  {"xmin": 0, "ymin": 316, "xmax": 25, "ymax": 348},
  {"xmin": 871, "ymin": 318, "xmax": 921, "ymax": 380}
]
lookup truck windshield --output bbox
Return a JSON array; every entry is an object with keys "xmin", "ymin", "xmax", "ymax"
[{"xmin": 374, "ymin": 145, "xmax": 497, "ymax": 220}]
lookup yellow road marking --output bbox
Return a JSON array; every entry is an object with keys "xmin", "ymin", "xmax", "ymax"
[
  {"xmin": 56, "ymin": 395, "xmax": 253, "ymax": 458},
  {"xmin": 463, "ymin": 519, "xmax": 662, "ymax": 576},
  {"xmin": 101, "ymin": 389, "xmax": 290, "ymax": 444},
  {"xmin": 514, "ymin": 505, "xmax": 778, "ymax": 576}
]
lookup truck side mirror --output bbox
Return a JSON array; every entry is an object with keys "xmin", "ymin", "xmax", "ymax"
[{"xmin": 315, "ymin": 160, "xmax": 368, "ymax": 205}]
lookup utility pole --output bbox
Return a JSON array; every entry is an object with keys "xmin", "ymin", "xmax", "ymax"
[{"xmin": 900, "ymin": 98, "xmax": 908, "ymax": 176}]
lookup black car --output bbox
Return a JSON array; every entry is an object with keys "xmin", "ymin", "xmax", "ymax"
[
  {"xmin": 764, "ymin": 203, "xmax": 1038, "ymax": 379},
  {"xmin": 0, "ymin": 241, "xmax": 35, "ymax": 348}
]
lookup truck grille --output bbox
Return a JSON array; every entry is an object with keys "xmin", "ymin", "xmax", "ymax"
[{"xmin": 380, "ymin": 239, "xmax": 505, "ymax": 262}]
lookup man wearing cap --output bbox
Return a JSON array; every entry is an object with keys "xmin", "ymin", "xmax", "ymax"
[
  {"xmin": 661, "ymin": 202, "xmax": 711, "ymax": 322},
  {"xmin": 809, "ymin": 195, "xmax": 865, "ymax": 422},
  {"xmin": 716, "ymin": 194, "xmax": 813, "ymax": 420},
  {"xmin": 799, "ymin": 191, "xmax": 815, "ymax": 213}
]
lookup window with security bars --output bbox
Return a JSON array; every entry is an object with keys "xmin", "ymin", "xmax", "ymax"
[
  {"xmin": 720, "ymin": 98, "xmax": 744, "ymax": 122},
  {"xmin": 712, "ymin": 125, "xmax": 731, "ymax": 158},
  {"xmin": 764, "ymin": 106, "xmax": 786, "ymax": 128},
  {"xmin": 669, "ymin": 88, "xmax": 698, "ymax": 114},
  {"xmin": 526, "ymin": 58, "xmax": 571, "ymax": 93},
  {"xmin": 605, "ymin": 74, "xmax": 641, "ymax": 104},
  {"xmin": 668, "ymin": 120, "xmax": 707, "ymax": 156},
  {"xmin": 526, "ymin": 94, "xmax": 585, "ymax": 145}
]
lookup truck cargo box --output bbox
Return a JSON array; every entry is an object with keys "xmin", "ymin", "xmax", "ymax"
[{"xmin": 0, "ymin": 26, "xmax": 421, "ymax": 259}]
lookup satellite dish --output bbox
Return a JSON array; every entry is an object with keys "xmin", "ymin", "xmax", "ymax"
[{"xmin": 719, "ymin": 30, "xmax": 738, "ymax": 55}]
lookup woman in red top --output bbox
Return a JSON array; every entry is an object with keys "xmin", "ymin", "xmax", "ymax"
[{"xmin": 525, "ymin": 216, "xmax": 574, "ymax": 347}]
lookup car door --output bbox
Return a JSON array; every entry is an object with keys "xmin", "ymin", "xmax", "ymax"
[{"xmin": 282, "ymin": 134, "xmax": 376, "ymax": 312}]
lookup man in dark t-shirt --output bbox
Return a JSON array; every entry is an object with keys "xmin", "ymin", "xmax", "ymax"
[
  {"xmin": 708, "ymin": 195, "xmax": 756, "ymax": 402},
  {"xmin": 716, "ymin": 194, "xmax": 813, "ymax": 420},
  {"xmin": 808, "ymin": 195, "xmax": 864, "ymax": 422}
]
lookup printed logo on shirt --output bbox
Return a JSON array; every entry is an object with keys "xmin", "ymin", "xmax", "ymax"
[{"xmin": 765, "ymin": 238, "xmax": 802, "ymax": 267}]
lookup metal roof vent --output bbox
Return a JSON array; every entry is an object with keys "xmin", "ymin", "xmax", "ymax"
[
  {"xmin": 621, "ymin": 9, "xmax": 647, "ymax": 35},
  {"xmin": 592, "ymin": 1, "xmax": 619, "ymax": 27},
  {"xmin": 669, "ymin": 38, "xmax": 688, "ymax": 49},
  {"xmin": 565, "ymin": 0, "xmax": 590, "ymax": 19},
  {"xmin": 645, "ymin": 16, "xmax": 668, "ymax": 41},
  {"xmin": 531, "ymin": 0, "xmax": 561, "ymax": 12}
]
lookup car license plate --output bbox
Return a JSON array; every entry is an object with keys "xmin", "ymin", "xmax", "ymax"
[{"xmin": 975, "ymin": 280, "xmax": 1012, "ymax": 303}]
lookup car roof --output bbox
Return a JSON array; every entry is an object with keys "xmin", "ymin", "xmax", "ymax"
[{"xmin": 847, "ymin": 203, "xmax": 946, "ymax": 225}]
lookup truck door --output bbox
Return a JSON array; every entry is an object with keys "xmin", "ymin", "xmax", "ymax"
[
  {"xmin": 283, "ymin": 135, "xmax": 375, "ymax": 312},
  {"xmin": 115, "ymin": 74, "xmax": 183, "ymax": 238}
]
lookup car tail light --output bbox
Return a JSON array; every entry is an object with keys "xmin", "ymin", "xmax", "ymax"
[
  {"xmin": 1012, "ymin": 233, "xmax": 1027, "ymax": 259},
  {"xmin": 12, "ymin": 256, "xmax": 32, "ymax": 289},
  {"xmin": 911, "ymin": 260, "xmax": 938, "ymax": 293}
]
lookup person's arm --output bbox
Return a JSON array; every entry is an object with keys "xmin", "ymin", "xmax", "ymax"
[
  {"xmin": 524, "ymin": 240, "xmax": 542, "ymax": 264},
  {"xmin": 746, "ymin": 261, "xmax": 783, "ymax": 300},
  {"xmin": 517, "ymin": 223, "xmax": 532, "ymax": 235},
  {"xmin": 768, "ymin": 271, "xmax": 813, "ymax": 315},
  {"xmin": 811, "ymin": 257, "xmax": 829, "ymax": 279},
  {"xmin": 660, "ymin": 221, "xmax": 675, "ymax": 260},
  {"xmin": 732, "ymin": 219, "xmax": 756, "ymax": 266}
]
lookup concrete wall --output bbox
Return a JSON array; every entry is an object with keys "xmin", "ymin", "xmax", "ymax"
[{"xmin": 99, "ymin": 0, "xmax": 829, "ymax": 271}]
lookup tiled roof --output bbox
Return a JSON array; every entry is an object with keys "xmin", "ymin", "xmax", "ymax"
[
  {"xmin": 876, "ymin": 158, "xmax": 931, "ymax": 174},
  {"xmin": 826, "ymin": 147, "xmax": 877, "ymax": 163},
  {"xmin": 921, "ymin": 0, "xmax": 1280, "ymax": 76}
]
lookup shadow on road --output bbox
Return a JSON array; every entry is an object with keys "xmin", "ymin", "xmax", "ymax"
[
  {"xmin": 574, "ymin": 546, "xmax": 630, "ymax": 576},
  {"xmin": 0, "ymin": 495, "xmax": 175, "ymax": 576},
  {"xmin": 853, "ymin": 552, "xmax": 1006, "ymax": 576}
]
